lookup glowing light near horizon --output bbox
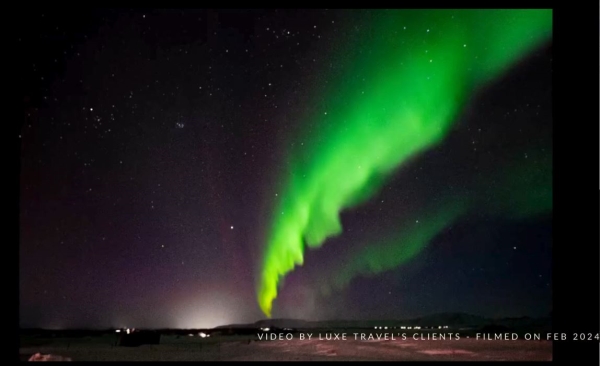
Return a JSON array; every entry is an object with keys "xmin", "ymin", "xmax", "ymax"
[{"xmin": 173, "ymin": 293, "xmax": 239, "ymax": 329}]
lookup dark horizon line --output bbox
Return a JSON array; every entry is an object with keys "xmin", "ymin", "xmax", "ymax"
[{"xmin": 20, "ymin": 310, "xmax": 552, "ymax": 331}]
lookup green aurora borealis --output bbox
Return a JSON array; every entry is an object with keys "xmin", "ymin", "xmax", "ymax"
[
  {"xmin": 257, "ymin": 9, "xmax": 552, "ymax": 317},
  {"xmin": 327, "ymin": 146, "xmax": 553, "ymax": 293}
]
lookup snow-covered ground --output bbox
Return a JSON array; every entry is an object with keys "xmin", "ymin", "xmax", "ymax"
[{"xmin": 20, "ymin": 334, "xmax": 552, "ymax": 361}]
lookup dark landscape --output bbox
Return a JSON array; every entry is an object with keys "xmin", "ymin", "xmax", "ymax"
[{"xmin": 20, "ymin": 313, "xmax": 553, "ymax": 361}]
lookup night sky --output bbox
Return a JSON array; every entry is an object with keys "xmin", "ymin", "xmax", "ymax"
[{"xmin": 19, "ymin": 9, "xmax": 552, "ymax": 329}]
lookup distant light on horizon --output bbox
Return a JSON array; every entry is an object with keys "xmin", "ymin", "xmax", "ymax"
[{"xmin": 173, "ymin": 292, "xmax": 240, "ymax": 329}]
